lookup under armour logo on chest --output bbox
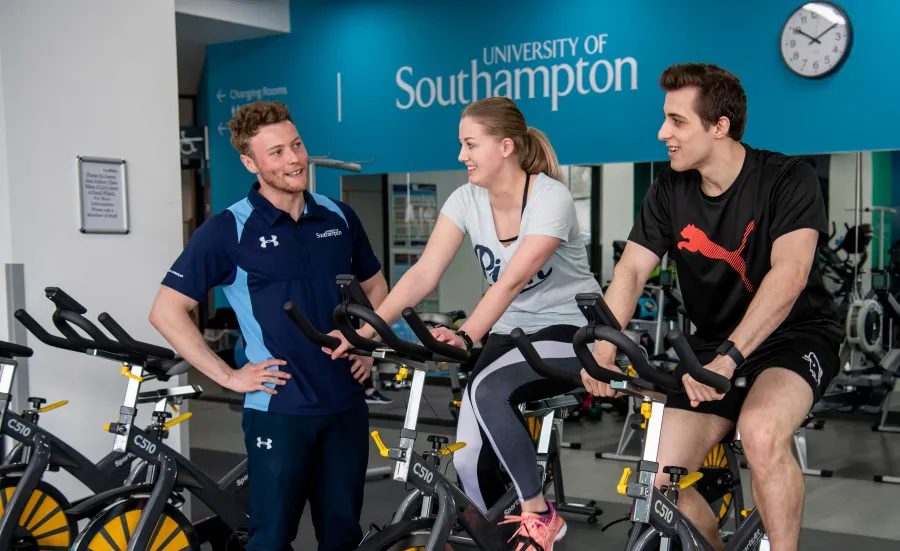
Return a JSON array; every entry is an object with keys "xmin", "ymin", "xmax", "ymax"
[
  {"xmin": 257, "ymin": 437, "xmax": 272, "ymax": 449},
  {"xmin": 259, "ymin": 235, "xmax": 279, "ymax": 248}
]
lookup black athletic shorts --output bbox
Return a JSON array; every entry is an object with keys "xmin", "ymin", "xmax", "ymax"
[{"xmin": 666, "ymin": 318, "xmax": 844, "ymax": 423}]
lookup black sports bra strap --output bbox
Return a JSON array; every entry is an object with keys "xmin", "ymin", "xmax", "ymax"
[
  {"xmin": 521, "ymin": 172, "xmax": 530, "ymax": 215},
  {"xmin": 499, "ymin": 173, "xmax": 530, "ymax": 244}
]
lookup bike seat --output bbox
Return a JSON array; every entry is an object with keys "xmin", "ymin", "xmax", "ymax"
[
  {"xmin": 418, "ymin": 310, "xmax": 467, "ymax": 329},
  {"xmin": 145, "ymin": 358, "xmax": 191, "ymax": 379},
  {"xmin": 0, "ymin": 340, "xmax": 33, "ymax": 360}
]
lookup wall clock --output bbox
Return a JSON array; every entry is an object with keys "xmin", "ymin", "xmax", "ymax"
[{"xmin": 780, "ymin": 2, "xmax": 852, "ymax": 79}]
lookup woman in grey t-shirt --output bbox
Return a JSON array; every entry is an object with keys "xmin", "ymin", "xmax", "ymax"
[{"xmin": 332, "ymin": 96, "xmax": 600, "ymax": 549}]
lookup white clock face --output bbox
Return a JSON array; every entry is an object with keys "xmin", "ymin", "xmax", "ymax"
[{"xmin": 781, "ymin": 2, "xmax": 851, "ymax": 78}]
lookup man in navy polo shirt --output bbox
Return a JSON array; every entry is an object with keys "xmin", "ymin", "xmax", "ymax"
[{"xmin": 149, "ymin": 100, "xmax": 387, "ymax": 551}]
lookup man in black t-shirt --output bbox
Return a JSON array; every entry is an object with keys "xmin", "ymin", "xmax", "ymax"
[{"xmin": 584, "ymin": 63, "xmax": 842, "ymax": 551}]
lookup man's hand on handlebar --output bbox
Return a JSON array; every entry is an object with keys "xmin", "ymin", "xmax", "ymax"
[
  {"xmin": 224, "ymin": 359, "xmax": 291, "ymax": 394},
  {"xmin": 683, "ymin": 355, "xmax": 736, "ymax": 408},
  {"xmin": 430, "ymin": 326, "xmax": 467, "ymax": 349},
  {"xmin": 582, "ymin": 341, "xmax": 623, "ymax": 398}
]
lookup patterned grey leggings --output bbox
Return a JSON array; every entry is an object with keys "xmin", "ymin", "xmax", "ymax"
[{"xmin": 452, "ymin": 325, "xmax": 582, "ymax": 513}]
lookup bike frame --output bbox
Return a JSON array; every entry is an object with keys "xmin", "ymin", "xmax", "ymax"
[
  {"xmin": 368, "ymin": 351, "xmax": 562, "ymax": 551},
  {"xmin": 70, "ymin": 360, "xmax": 249, "ymax": 551},
  {"xmin": 611, "ymin": 381, "xmax": 769, "ymax": 551},
  {"xmin": 0, "ymin": 354, "xmax": 150, "ymax": 547}
]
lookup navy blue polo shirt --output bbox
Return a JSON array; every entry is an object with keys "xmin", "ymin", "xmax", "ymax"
[{"xmin": 161, "ymin": 183, "xmax": 382, "ymax": 415}]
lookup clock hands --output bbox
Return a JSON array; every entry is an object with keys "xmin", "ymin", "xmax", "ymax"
[
  {"xmin": 812, "ymin": 23, "xmax": 838, "ymax": 44},
  {"xmin": 793, "ymin": 27, "xmax": 821, "ymax": 45}
]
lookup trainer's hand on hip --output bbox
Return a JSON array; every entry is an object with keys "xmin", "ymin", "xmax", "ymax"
[
  {"xmin": 682, "ymin": 356, "xmax": 735, "ymax": 408},
  {"xmin": 225, "ymin": 359, "xmax": 291, "ymax": 394}
]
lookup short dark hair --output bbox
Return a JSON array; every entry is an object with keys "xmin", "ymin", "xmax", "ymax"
[
  {"xmin": 659, "ymin": 63, "xmax": 747, "ymax": 141},
  {"xmin": 228, "ymin": 101, "xmax": 294, "ymax": 156}
]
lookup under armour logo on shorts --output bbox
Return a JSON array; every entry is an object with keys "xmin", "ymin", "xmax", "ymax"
[{"xmin": 257, "ymin": 437, "xmax": 272, "ymax": 449}]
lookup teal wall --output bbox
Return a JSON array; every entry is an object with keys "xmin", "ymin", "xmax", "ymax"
[{"xmin": 201, "ymin": 0, "xmax": 899, "ymax": 214}]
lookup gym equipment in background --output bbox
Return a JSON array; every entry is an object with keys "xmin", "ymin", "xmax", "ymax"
[{"xmin": 1, "ymin": 289, "xmax": 201, "ymax": 551}]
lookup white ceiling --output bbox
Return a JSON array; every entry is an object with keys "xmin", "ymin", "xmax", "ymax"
[{"xmin": 175, "ymin": 11, "xmax": 288, "ymax": 96}]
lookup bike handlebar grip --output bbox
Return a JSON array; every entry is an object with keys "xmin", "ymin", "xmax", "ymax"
[
  {"xmin": 97, "ymin": 312, "xmax": 175, "ymax": 360},
  {"xmin": 56, "ymin": 309, "xmax": 118, "ymax": 347},
  {"xmin": 665, "ymin": 329, "xmax": 731, "ymax": 393},
  {"xmin": 572, "ymin": 327, "xmax": 630, "ymax": 384},
  {"xmin": 284, "ymin": 302, "xmax": 341, "ymax": 349},
  {"xmin": 44, "ymin": 287, "xmax": 88, "ymax": 315},
  {"xmin": 592, "ymin": 325, "xmax": 682, "ymax": 389},
  {"xmin": 345, "ymin": 304, "xmax": 436, "ymax": 360},
  {"xmin": 14, "ymin": 309, "xmax": 84, "ymax": 353},
  {"xmin": 402, "ymin": 307, "xmax": 469, "ymax": 363},
  {"xmin": 333, "ymin": 305, "xmax": 385, "ymax": 353},
  {"xmin": 0, "ymin": 340, "xmax": 33, "ymax": 358},
  {"xmin": 510, "ymin": 328, "xmax": 582, "ymax": 387}
]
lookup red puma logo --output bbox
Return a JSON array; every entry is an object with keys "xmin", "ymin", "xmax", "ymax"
[{"xmin": 678, "ymin": 221, "xmax": 755, "ymax": 292}]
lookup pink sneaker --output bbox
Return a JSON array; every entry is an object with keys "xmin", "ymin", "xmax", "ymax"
[{"xmin": 499, "ymin": 502, "xmax": 567, "ymax": 551}]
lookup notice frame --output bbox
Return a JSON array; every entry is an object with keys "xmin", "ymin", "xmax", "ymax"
[{"xmin": 76, "ymin": 155, "xmax": 130, "ymax": 234}]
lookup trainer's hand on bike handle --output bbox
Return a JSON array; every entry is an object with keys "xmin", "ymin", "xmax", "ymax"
[
  {"xmin": 683, "ymin": 355, "xmax": 735, "ymax": 408},
  {"xmin": 225, "ymin": 359, "xmax": 291, "ymax": 394},
  {"xmin": 323, "ymin": 328, "xmax": 374, "ymax": 360}
]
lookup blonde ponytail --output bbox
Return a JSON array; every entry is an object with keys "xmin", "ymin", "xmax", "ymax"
[
  {"xmin": 461, "ymin": 97, "xmax": 561, "ymax": 181},
  {"xmin": 522, "ymin": 126, "xmax": 561, "ymax": 181}
]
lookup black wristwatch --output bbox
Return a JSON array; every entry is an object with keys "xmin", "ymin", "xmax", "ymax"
[
  {"xmin": 456, "ymin": 330, "xmax": 474, "ymax": 352},
  {"xmin": 716, "ymin": 340, "xmax": 745, "ymax": 368}
]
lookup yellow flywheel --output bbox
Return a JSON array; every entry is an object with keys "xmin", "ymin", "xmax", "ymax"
[
  {"xmin": 0, "ymin": 478, "xmax": 78, "ymax": 550},
  {"xmin": 70, "ymin": 497, "xmax": 199, "ymax": 551}
]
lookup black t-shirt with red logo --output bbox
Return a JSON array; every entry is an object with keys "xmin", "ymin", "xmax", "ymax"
[{"xmin": 628, "ymin": 144, "xmax": 840, "ymax": 342}]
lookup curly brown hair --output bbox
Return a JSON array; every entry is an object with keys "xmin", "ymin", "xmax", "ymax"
[
  {"xmin": 659, "ymin": 63, "xmax": 747, "ymax": 141},
  {"xmin": 228, "ymin": 101, "xmax": 294, "ymax": 156}
]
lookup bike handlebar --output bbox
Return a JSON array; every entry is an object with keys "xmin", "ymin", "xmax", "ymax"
[
  {"xmin": 283, "ymin": 302, "xmax": 370, "ymax": 356},
  {"xmin": 14, "ymin": 288, "xmax": 178, "ymax": 374},
  {"xmin": 332, "ymin": 302, "xmax": 469, "ymax": 364},
  {"xmin": 510, "ymin": 328, "xmax": 618, "ymax": 388},
  {"xmin": 402, "ymin": 307, "xmax": 469, "ymax": 362},
  {"xmin": 97, "ymin": 312, "xmax": 175, "ymax": 360},
  {"xmin": 512, "ymin": 290, "xmax": 732, "ymax": 395}
]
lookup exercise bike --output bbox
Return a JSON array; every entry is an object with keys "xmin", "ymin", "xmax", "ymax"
[
  {"xmin": 14, "ymin": 297, "xmax": 249, "ymax": 550},
  {"xmin": 0, "ymin": 289, "xmax": 201, "ymax": 551},
  {"xmin": 511, "ymin": 292, "xmax": 770, "ymax": 551},
  {"xmin": 286, "ymin": 275, "xmax": 598, "ymax": 551}
]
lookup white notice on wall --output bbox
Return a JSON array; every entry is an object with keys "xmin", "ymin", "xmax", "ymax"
[{"xmin": 77, "ymin": 156, "xmax": 129, "ymax": 234}]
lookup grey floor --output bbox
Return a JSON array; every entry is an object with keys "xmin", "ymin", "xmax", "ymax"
[{"xmin": 185, "ymin": 372, "xmax": 900, "ymax": 550}]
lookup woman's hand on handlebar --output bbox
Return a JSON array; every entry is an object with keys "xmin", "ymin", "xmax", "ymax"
[
  {"xmin": 683, "ymin": 355, "xmax": 735, "ymax": 407},
  {"xmin": 224, "ymin": 359, "xmax": 291, "ymax": 394},
  {"xmin": 430, "ymin": 326, "xmax": 466, "ymax": 349}
]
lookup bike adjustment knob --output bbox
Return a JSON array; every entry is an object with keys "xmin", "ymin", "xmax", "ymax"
[
  {"xmin": 28, "ymin": 397, "xmax": 47, "ymax": 408},
  {"xmin": 663, "ymin": 466, "xmax": 689, "ymax": 483},
  {"xmin": 427, "ymin": 435, "xmax": 450, "ymax": 449},
  {"xmin": 152, "ymin": 411, "xmax": 173, "ymax": 422}
]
